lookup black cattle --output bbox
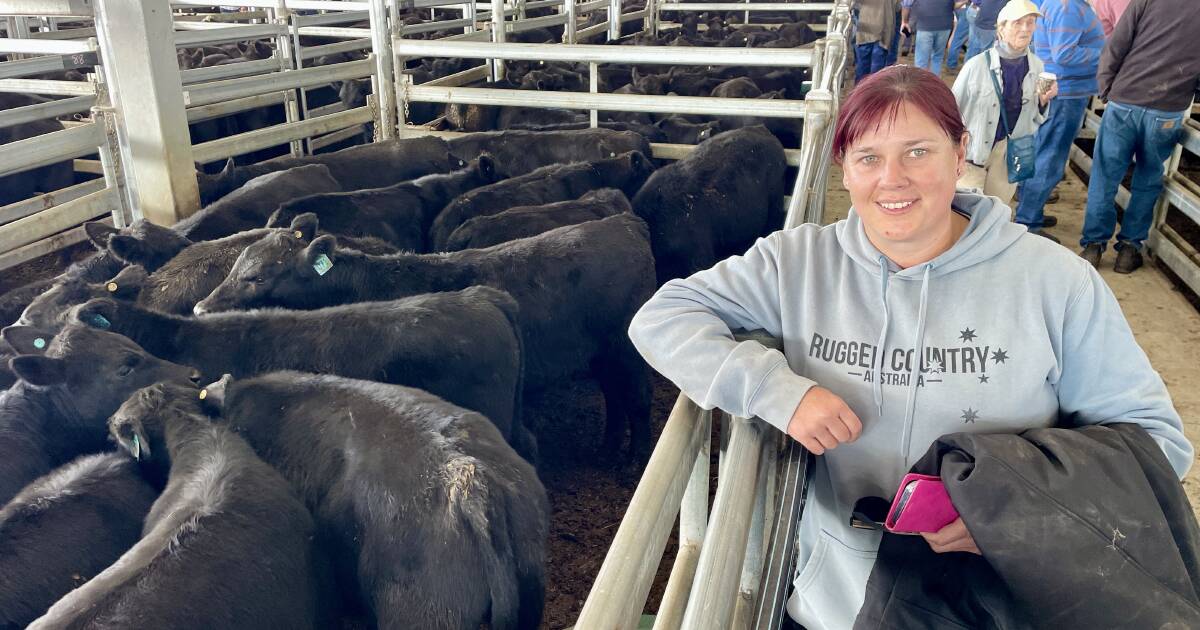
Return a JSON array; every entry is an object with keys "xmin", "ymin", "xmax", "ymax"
[
  {"xmin": 444, "ymin": 128, "xmax": 652, "ymax": 178},
  {"xmin": 174, "ymin": 164, "xmax": 343, "ymax": 241},
  {"xmin": 0, "ymin": 325, "xmax": 200, "ymax": 506},
  {"xmin": 30, "ymin": 383, "xmax": 323, "ymax": 629},
  {"xmin": 429, "ymin": 151, "xmax": 654, "ymax": 251},
  {"xmin": 78, "ymin": 288, "xmax": 532, "ymax": 459},
  {"xmin": 655, "ymin": 116, "xmax": 721, "ymax": 144},
  {"xmin": 0, "ymin": 453, "xmax": 157, "ymax": 629},
  {"xmin": 19, "ymin": 225, "xmax": 398, "ymax": 327},
  {"xmin": 195, "ymin": 213, "xmax": 655, "ymax": 456},
  {"xmin": 0, "ymin": 250, "xmax": 125, "ymax": 328},
  {"xmin": 633, "ymin": 126, "xmax": 787, "ymax": 283},
  {"xmin": 506, "ymin": 120, "xmax": 669, "ymax": 143},
  {"xmin": 202, "ymin": 371, "xmax": 548, "ymax": 629},
  {"xmin": 196, "ymin": 135, "xmax": 459, "ymax": 205},
  {"xmin": 84, "ymin": 220, "xmax": 192, "ymax": 272},
  {"xmin": 0, "ymin": 94, "xmax": 75, "ymax": 207},
  {"xmin": 443, "ymin": 188, "xmax": 630, "ymax": 251},
  {"xmin": 265, "ymin": 155, "xmax": 500, "ymax": 251}
]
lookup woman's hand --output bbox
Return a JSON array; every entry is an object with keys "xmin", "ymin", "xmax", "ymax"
[
  {"xmin": 1039, "ymin": 80, "xmax": 1058, "ymax": 107},
  {"xmin": 921, "ymin": 518, "xmax": 981, "ymax": 555},
  {"xmin": 786, "ymin": 386, "xmax": 863, "ymax": 455}
]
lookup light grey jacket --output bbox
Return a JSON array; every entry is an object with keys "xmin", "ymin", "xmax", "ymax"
[
  {"xmin": 952, "ymin": 47, "xmax": 1047, "ymax": 166},
  {"xmin": 628, "ymin": 193, "xmax": 1191, "ymax": 630}
]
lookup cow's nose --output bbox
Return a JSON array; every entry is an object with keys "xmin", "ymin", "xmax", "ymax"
[{"xmin": 188, "ymin": 369, "xmax": 203, "ymax": 385}]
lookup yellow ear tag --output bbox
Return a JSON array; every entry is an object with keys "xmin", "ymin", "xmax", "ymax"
[
  {"xmin": 106, "ymin": 282, "xmax": 118, "ymax": 292},
  {"xmin": 199, "ymin": 389, "xmax": 208, "ymax": 400},
  {"xmin": 294, "ymin": 230, "xmax": 303, "ymax": 238}
]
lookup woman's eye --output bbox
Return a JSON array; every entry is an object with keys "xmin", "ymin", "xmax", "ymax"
[
  {"xmin": 909, "ymin": 148, "xmax": 928, "ymax": 157},
  {"xmin": 861, "ymin": 155, "xmax": 878, "ymax": 164}
]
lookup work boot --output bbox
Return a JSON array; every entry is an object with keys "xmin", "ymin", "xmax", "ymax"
[
  {"xmin": 1041, "ymin": 215, "xmax": 1058, "ymax": 228},
  {"xmin": 1029, "ymin": 229, "xmax": 1060, "ymax": 243},
  {"xmin": 1079, "ymin": 243, "xmax": 1103, "ymax": 268},
  {"xmin": 1113, "ymin": 245, "xmax": 1143, "ymax": 274}
]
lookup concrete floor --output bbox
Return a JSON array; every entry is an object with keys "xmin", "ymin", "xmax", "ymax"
[{"xmin": 821, "ymin": 163, "xmax": 1200, "ymax": 513}]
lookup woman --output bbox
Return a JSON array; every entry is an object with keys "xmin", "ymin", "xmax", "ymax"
[
  {"xmin": 951, "ymin": 0, "xmax": 1057, "ymax": 212},
  {"xmin": 627, "ymin": 65, "xmax": 1190, "ymax": 629}
]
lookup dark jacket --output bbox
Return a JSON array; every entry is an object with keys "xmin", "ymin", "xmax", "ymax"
[
  {"xmin": 855, "ymin": 423, "xmax": 1200, "ymax": 629},
  {"xmin": 1099, "ymin": 0, "xmax": 1200, "ymax": 112}
]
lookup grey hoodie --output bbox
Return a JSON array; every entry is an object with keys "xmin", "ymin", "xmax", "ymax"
[{"xmin": 628, "ymin": 192, "xmax": 1191, "ymax": 630}]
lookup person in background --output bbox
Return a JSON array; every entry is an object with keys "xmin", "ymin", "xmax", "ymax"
[
  {"xmin": 885, "ymin": 2, "xmax": 904, "ymax": 65},
  {"xmin": 944, "ymin": 0, "xmax": 973, "ymax": 71},
  {"xmin": 1011, "ymin": 0, "xmax": 1103, "ymax": 241},
  {"xmin": 1091, "ymin": 0, "xmax": 1131, "ymax": 37},
  {"xmin": 952, "ymin": 0, "xmax": 1057, "ymax": 212},
  {"xmin": 627, "ymin": 64, "xmax": 1191, "ymax": 630},
  {"xmin": 964, "ymin": 0, "xmax": 1007, "ymax": 61},
  {"xmin": 855, "ymin": 0, "xmax": 899, "ymax": 82},
  {"xmin": 903, "ymin": 0, "xmax": 957, "ymax": 75},
  {"xmin": 1078, "ymin": 0, "xmax": 1200, "ymax": 272}
]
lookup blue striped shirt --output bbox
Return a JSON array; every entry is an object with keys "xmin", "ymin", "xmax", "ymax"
[{"xmin": 1032, "ymin": 0, "xmax": 1106, "ymax": 98}]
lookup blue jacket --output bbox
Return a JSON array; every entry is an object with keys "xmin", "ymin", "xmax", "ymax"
[{"xmin": 1032, "ymin": 0, "xmax": 1105, "ymax": 98}]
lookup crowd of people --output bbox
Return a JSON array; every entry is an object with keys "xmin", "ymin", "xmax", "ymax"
[{"xmin": 853, "ymin": 0, "xmax": 1199, "ymax": 273}]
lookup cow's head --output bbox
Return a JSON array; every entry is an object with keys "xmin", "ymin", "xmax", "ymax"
[
  {"xmin": 193, "ymin": 215, "xmax": 330, "ymax": 314},
  {"xmin": 5, "ymin": 323, "xmax": 200, "ymax": 425}
]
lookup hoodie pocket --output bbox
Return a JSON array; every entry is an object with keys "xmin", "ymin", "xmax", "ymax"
[{"xmin": 789, "ymin": 529, "xmax": 880, "ymax": 630}]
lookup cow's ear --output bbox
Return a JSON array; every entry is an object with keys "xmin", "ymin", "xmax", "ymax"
[
  {"xmin": 1, "ymin": 325, "xmax": 53, "ymax": 355},
  {"xmin": 104, "ymin": 265, "xmax": 147, "ymax": 300},
  {"xmin": 265, "ymin": 207, "xmax": 287, "ymax": 228},
  {"xmin": 75, "ymin": 297, "xmax": 118, "ymax": 330},
  {"xmin": 220, "ymin": 157, "xmax": 236, "ymax": 179},
  {"xmin": 10, "ymin": 355, "xmax": 67, "ymax": 387},
  {"xmin": 84, "ymin": 222, "xmax": 119, "ymax": 250},
  {"xmin": 107, "ymin": 233, "xmax": 152, "ymax": 266},
  {"xmin": 628, "ymin": 151, "xmax": 649, "ymax": 171},
  {"xmin": 476, "ymin": 154, "xmax": 497, "ymax": 180},
  {"xmin": 304, "ymin": 235, "xmax": 338, "ymax": 276},
  {"xmin": 198, "ymin": 373, "xmax": 232, "ymax": 415},
  {"xmin": 289, "ymin": 213, "xmax": 319, "ymax": 242}
]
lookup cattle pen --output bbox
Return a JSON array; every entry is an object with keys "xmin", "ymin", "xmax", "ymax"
[{"xmin": 2, "ymin": 0, "xmax": 1200, "ymax": 629}]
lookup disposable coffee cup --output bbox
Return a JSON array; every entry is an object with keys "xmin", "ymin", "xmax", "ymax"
[{"xmin": 1037, "ymin": 72, "xmax": 1056, "ymax": 95}]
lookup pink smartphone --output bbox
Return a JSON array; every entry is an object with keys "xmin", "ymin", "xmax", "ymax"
[{"xmin": 884, "ymin": 473, "xmax": 959, "ymax": 535}]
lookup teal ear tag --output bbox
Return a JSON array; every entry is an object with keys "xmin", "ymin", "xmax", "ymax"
[
  {"xmin": 33, "ymin": 337, "xmax": 46, "ymax": 350},
  {"xmin": 91, "ymin": 314, "xmax": 111, "ymax": 329},
  {"xmin": 131, "ymin": 434, "xmax": 141, "ymax": 461},
  {"xmin": 312, "ymin": 254, "xmax": 334, "ymax": 276}
]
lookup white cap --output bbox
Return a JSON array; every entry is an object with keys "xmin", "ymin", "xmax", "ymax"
[{"xmin": 996, "ymin": 0, "xmax": 1043, "ymax": 23}]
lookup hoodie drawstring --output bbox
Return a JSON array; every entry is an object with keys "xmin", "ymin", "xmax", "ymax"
[
  {"xmin": 872, "ymin": 255, "xmax": 891, "ymax": 416},
  {"xmin": 900, "ymin": 264, "xmax": 933, "ymax": 467}
]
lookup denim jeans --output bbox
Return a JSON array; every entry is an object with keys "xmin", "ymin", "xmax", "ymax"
[
  {"xmin": 1081, "ymin": 101, "xmax": 1187, "ymax": 249},
  {"xmin": 1014, "ymin": 96, "xmax": 1089, "ymax": 229},
  {"xmin": 945, "ymin": 6, "xmax": 971, "ymax": 69},
  {"xmin": 885, "ymin": 10, "xmax": 902, "ymax": 65},
  {"xmin": 855, "ymin": 42, "xmax": 888, "ymax": 81},
  {"xmin": 965, "ymin": 20, "xmax": 994, "ymax": 62},
  {"xmin": 914, "ymin": 29, "xmax": 951, "ymax": 75}
]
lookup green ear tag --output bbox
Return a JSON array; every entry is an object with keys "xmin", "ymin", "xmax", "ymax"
[
  {"xmin": 312, "ymin": 254, "xmax": 334, "ymax": 276},
  {"xmin": 33, "ymin": 338, "xmax": 46, "ymax": 350},
  {"xmin": 91, "ymin": 314, "xmax": 111, "ymax": 329},
  {"xmin": 132, "ymin": 434, "xmax": 141, "ymax": 461}
]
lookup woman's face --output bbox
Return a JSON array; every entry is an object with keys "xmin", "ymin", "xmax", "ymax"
[
  {"xmin": 998, "ymin": 15, "xmax": 1037, "ymax": 51},
  {"xmin": 841, "ymin": 101, "xmax": 967, "ymax": 255}
]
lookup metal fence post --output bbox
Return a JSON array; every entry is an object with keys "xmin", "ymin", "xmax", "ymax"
[
  {"xmin": 563, "ymin": 0, "xmax": 577, "ymax": 43},
  {"xmin": 93, "ymin": 0, "xmax": 199, "ymax": 225},
  {"xmin": 608, "ymin": 0, "xmax": 620, "ymax": 41},
  {"xmin": 490, "ymin": 0, "xmax": 506, "ymax": 81},
  {"xmin": 368, "ymin": 0, "xmax": 398, "ymax": 139}
]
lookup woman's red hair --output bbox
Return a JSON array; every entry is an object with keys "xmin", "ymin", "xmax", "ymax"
[{"xmin": 831, "ymin": 65, "xmax": 965, "ymax": 163}]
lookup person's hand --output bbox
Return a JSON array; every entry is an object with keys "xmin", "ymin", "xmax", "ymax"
[
  {"xmin": 1039, "ymin": 80, "xmax": 1058, "ymax": 107},
  {"xmin": 921, "ymin": 518, "xmax": 981, "ymax": 554},
  {"xmin": 786, "ymin": 387, "xmax": 863, "ymax": 455}
]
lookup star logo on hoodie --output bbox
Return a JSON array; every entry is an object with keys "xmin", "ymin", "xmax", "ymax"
[
  {"xmin": 959, "ymin": 328, "xmax": 977, "ymax": 342},
  {"xmin": 962, "ymin": 408, "xmax": 979, "ymax": 423},
  {"xmin": 991, "ymin": 348, "xmax": 1009, "ymax": 364}
]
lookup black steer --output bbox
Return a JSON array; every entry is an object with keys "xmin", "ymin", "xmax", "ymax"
[
  {"xmin": 429, "ymin": 151, "xmax": 654, "ymax": 251},
  {"xmin": 444, "ymin": 128, "xmax": 652, "ymax": 178},
  {"xmin": 633, "ymin": 126, "xmax": 787, "ymax": 283},
  {"xmin": 30, "ymin": 383, "xmax": 323, "ymax": 629},
  {"xmin": 266, "ymin": 155, "xmax": 500, "ymax": 251},
  {"xmin": 196, "ymin": 213, "xmax": 655, "ymax": 456},
  {"xmin": 0, "ymin": 325, "xmax": 200, "ymax": 506},
  {"xmin": 0, "ymin": 453, "xmax": 157, "ymax": 629},
  {"xmin": 76, "ymin": 288, "xmax": 533, "ymax": 459},
  {"xmin": 443, "ymin": 188, "xmax": 630, "ymax": 251},
  {"xmin": 174, "ymin": 164, "xmax": 343, "ymax": 241},
  {"xmin": 203, "ymin": 371, "xmax": 548, "ymax": 630}
]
